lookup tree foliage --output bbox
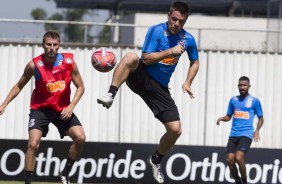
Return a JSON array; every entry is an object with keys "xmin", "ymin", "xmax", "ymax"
[
  {"xmin": 31, "ymin": 8, "xmax": 92, "ymax": 43},
  {"xmin": 31, "ymin": 8, "xmax": 47, "ymax": 20}
]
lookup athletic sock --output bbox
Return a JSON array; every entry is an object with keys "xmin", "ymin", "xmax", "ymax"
[
  {"xmin": 242, "ymin": 177, "xmax": 247, "ymax": 184},
  {"xmin": 108, "ymin": 85, "xmax": 118, "ymax": 98},
  {"xmin": 151, "ymin": 150, "xmax": 164, "ymax": 165},
  {"xmin": 24, "ymin": 171, "xmax": 33, "ymax": 184},
  {"xmin": 62, "ymin": 157, "xmax": 75, "ymax": 177}
]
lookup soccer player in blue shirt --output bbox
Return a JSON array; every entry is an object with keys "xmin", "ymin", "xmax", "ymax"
[
  {"xmin": 216, "ymin": 76, "xmax": 264, "ymax": 184},
  {"xmin": 97, "ymin": 1, "xmax": 199, "ymax": 183}
]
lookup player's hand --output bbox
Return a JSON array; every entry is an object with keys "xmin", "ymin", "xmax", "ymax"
[
  {"xmin": 182, "ymin": 81, "xmax": 194, "ymax": 99},
  {"xmin": 61, "ymin": 105, "xmax": 74, "ymax": 121},
  {"xmin": 0, "ymin": 105, "xmax": 6, "ymax": 116},
  {"xmin": 172, "ymin": 45, "xmax": 184, "ymax": 56},
  {"xmin": 216, "ymin": 118, "xmax": 221, "ymax": 125},
  {"xmin": 253, "ymin": 131, "xmax": 260, "ymax": 142}
]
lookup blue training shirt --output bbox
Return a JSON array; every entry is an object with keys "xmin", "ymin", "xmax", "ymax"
[
  {"xmin": 227, "ymin": 95, "xmax": 263, "ymax": 139},
  {"xmin": 142, "ymin": 22, "xmax": 199, "ymax": 87}
]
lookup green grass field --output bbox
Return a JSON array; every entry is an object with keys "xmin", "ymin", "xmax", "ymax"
[
  {"xmin": 0, "ymin": 182, "xmax": 111, "ymax": 184},
  {"xmin": 0, "ymin": 182, "xmax": 58, "ymax": 184}
]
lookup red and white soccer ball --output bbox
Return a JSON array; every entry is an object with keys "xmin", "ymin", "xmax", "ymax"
[{"xmin": 91, "ymin": 47, "xmax": 116, "ymax": 72}]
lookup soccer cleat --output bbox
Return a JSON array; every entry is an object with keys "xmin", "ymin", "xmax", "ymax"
[
  {"xmin": 147, "ymin": 156, "xmax": 164, "ymax": 183},
  {"xmin": 97, "ymin": 93, "xmax": 114, "ymax": 109},
  {"xmin": 235, "ymin": 178, "xmax": 242, "ymax": 184},
  {"xmin": 60, "ymin": 173, "xmax": 70, "ymax": 184}
]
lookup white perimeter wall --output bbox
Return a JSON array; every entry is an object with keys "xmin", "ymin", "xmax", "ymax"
[
  {"xmin": 0, "ymin": 44, "xmax": 282, "ymax": 149},
  {"xmin": 134, "ymin": 14, "xmax": 268, "ymax": 51}
]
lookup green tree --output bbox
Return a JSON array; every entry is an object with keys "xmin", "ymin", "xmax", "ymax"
[
  {"xmin": 45, "ymin": 13, "xmax": 64, "ymax": 33},
  {"xmin": 31, "ymin": 8, "xmax": 92, "ymax": 43},
  {"xmin": 98, "ymin": 18, "xmax": 112, "ymax": 44},
  {"xmin": 64, "ymin": 9, "xmax": 88, "ymax": 42},
  {"xmin": 31, "ymin": 8, "xmax": 47, "ymax": 20}
]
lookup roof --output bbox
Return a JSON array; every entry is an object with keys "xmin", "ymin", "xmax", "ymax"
[{"xmin": 54, "ymin": 0, "xmax": 271, "ymax": 17}]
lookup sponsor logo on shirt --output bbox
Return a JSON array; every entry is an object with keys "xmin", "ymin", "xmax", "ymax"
[
  {"xmin": 234, "ymin": 111, "xmax": 250, "ymax": 119},
  {"xmin": 46, "ymin": 80, "xmax": 65, "ymax": 92},
  {"xmin": 160, "ymin": 56, "xmax": 178, "ymax": 65},
  {"xmin": 38, "ymin": 61, "xmax": 44, "ymax": 67}
]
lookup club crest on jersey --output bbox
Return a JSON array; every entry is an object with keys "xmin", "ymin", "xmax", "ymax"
[
  {"xmin": 178, "ymin": 33, "xmax": 186, "ymax": 39},
  {"xmin": 58, "ymin": 60, "xmax": 63, "ymax": 65},
  {"xmin": 245, "ymin": 98, "xmax": 253, "ymax": 108},
  {"xmin": 65, "ymin": 58, "xmax": 73, "ymax": 64},
  {"xmin": 164, "ymin": 31, "xmax": 170, "ymax": 37},
  {"xmin": 38, "ymin": 60, "xmax": 44, "ymax": 67},
  {"xmin": 178, "ymin": 39, "xmax": 186, "ymax": 47}
]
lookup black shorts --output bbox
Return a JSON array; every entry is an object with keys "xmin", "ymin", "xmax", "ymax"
[
  {"xmin": 126, "ymin": 61, "xmax": 180, "ymax": 123},
  {"xmin": 28, "ymin": 108, "xmax": 82, "ymax": 139},
  {"xmin": 226, "ymin": 136, "xmax": 252, "ymax": 154}
]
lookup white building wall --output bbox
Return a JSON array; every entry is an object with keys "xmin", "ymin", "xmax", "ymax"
[
  {"xmin": 134, "ymin": 13, "xmax": 268, "ymax": 51},
  {"xmin": 0, "ymin": 45, "xmax": 281, "ymax": 149}
]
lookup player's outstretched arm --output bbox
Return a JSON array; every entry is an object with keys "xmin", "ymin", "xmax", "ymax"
[
  {"xmin": 216, "ymin": 115, "xmax": 232, "ymax": 125},
  {"xmin": 0, "ymin": 61, "xmax": 34, "ymax": 116}
]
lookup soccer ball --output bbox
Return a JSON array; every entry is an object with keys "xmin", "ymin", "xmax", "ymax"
[{"xmin": 91, "ymin": 47, "xmax": 116, "ymax": 72}]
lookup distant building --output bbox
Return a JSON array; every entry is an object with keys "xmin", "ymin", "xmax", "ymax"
[{"xmin": 117, "ymin": 13, "xmax": 280, "ymax": 52}]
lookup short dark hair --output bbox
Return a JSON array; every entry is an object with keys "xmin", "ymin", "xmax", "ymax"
[
  {"xmin": 239, "ymin": 76, "xmax": 250, "ymax": 83},
  {"xmin": 170, "ymin": 1, "xmax": 190, "ymax": 16},
  {"xmin": 43, "ymin": 30, "xmax": 60, "ymax": 43}
]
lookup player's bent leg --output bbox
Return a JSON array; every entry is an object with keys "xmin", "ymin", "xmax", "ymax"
[
  {"xmin": 235, "ymin": 151, "xmax": 247, "ymax": 184},
  {"xmin": 111, "ymin": 52, "xmax": 139, "ymax": 87},
  {"xmin": 25, "ymin": 129, "xmax": 42, "ymax": 171},
  {"xmin": 227, "ymin": 153, "xmax": 242, "ymax": 184},
  {"xmin": 97, "ymin": 52, "xmax": 139, "ymax": 109},
  {"xmin": 147, "ymin": 121, "xmax": 181, "ymax": 184},
  {"xmin": 60, "ymin": 126, "xmax": 86, "ymax": 184},
  {"xmin": 159, "ymin": 120, "xmax": 182, "ymax": 154},
  {"xmin": 25, "ymin": 129, "xmax": 42, "ymax": 184},
  {"xmin": 67, "ymin": 125, "xmax": 86, "ymax": 159}
]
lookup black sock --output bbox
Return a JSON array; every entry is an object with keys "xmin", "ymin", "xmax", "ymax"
[
  {"xmin": 151, "ymin": 150, "xmax": 164, "ymax": 165},
  {"xmin": 108, "ymin": 85, "xmax": 118, "ymax": 98},
  {"xmin": 62, "ymin": 157, "xmax": 75, "ymax": 177},
  {"xmin": 242, "ymin": 177, "xmax": 247, "ymax": 184},
  {"xmin": 24, "ymin": 171, "xmax": 33, "ymax": 184}
]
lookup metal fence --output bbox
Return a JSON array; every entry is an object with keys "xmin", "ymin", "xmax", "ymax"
[
  {"xmin": 0, "ymin": 44, "xmax": 282, "ymax": 149},
  {"xmin": 1, "ymin": 18, "xmax": 282, "ymax": 52}
]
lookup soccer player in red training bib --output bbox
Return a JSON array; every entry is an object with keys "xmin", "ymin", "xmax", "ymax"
[
  {"xmin": 216, "ymin": 76, "xmax": 264, "ymax": 184},
  {"xmin": 97, "ymin": 1, "xmax": 199, "ymax": 183},
  {"xmin": 0, "ymin": 30, "xmax": 86, "ymax": 184}
]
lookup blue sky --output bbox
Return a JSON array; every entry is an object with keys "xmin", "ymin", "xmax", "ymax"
[
  {"xmin": 0, "ymin": 0, "xmax": 58, "ymax": 19},
  {"xmin": 0, "ymin": 0, "xmax": 109, "ymax": 41}
]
